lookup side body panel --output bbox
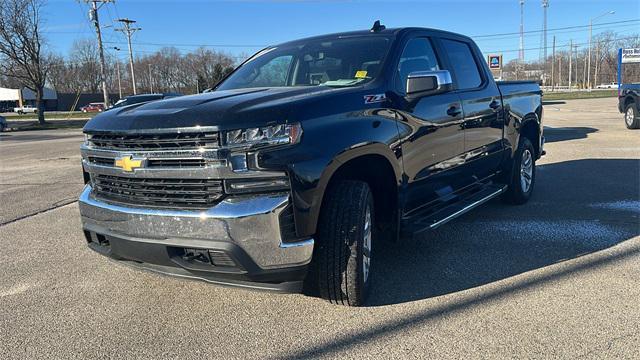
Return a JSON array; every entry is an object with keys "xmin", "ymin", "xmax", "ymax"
[
  {"xmin": 259, "ymin": 105, "xmax": 403, "ymax": 238},
  {"xmin": 497, "ymin": 81, "xmax": 543, "ymax": 159}
]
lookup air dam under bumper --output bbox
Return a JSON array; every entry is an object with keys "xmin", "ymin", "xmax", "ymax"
[{"xmin": 78, "ymin": 185, "xmax": 314, "ymax": 292}]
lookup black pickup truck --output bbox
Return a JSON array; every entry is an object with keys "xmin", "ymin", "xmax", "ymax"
[
  {"xmin": 79, "ymin": 23, "xmax": 543, "ymax": 306},
  {"xmin": 619, "ymin": 83, "xmax": 640, "ymax": 129}
]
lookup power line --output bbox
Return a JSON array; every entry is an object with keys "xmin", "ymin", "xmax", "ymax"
[
  {"xmin": 472, "ymin": 18, "xmax": 639, "ymax": 38},
  {"xmin": 103, "ymin": 40, "xmax": 266, "ymax": 48},
  {"xmin": 484, "ymin": 35, "xmax": 639, "ymax": 54},
  {"xmin": 473, "ymin": 22, "xmax": 640, "ymax": 42}
]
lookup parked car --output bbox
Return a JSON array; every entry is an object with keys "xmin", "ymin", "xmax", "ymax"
[
  {"xmin": 596, "ymin": 82, "xmax": 618, "ymax": 89},
  {"xmin": 618, "ymin": 83, "xmax": 640, "ymax": 129},
  {"xmin": 13, "ymin": 105, "xmax": 38, "ymax": 114},
  {"xmin": 0, "ymin": 115, "xmax": 6, "ymax": 132},
  {"xmin": 79, "ymin": 23, "xmax": 544, "ymax": 306},
  {"xmin": 80, "ymin": 103, "xmax": 105, "ymax": 113},
  {"xmin": 108, "ymin": 93, "xmax": 182, "ymax": 110}
]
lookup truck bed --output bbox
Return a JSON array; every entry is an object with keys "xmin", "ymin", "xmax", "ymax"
[{"xmin": 496, "ymin": 81, "xmax": 543, "ymax": 116}]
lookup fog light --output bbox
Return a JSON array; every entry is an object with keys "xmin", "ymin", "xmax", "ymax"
[
  {"xmin": 208, "ymin": 250, "xmax": 236, "ymax": 267},
  {"xmin": 225, "ymin": 178, "xmax": 290, "ymax": 194}
]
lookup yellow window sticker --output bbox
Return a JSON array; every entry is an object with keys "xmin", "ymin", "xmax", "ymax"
[{"xmin": 355, "ymin": 70, "xmax": 368, "ymax": 78}]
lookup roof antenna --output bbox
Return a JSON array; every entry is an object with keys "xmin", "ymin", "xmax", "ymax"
[{"xmin": 371, "ymin": 20, "xmax": 385, "ymax": 32}]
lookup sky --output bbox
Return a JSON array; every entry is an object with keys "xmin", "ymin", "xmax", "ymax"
[{"xmin": 42, "ymin": 0, "xmax": 640, "ymax": 64}]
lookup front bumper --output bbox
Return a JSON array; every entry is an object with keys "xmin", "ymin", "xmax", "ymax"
[{"xmin": 78, "ymin": 185, "xmax": 314, "ymax": 292}]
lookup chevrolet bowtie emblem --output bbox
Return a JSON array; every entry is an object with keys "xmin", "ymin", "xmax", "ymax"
[{"xmin": 114, "ymin": 156, "xmax": 144, "ymax": 172}]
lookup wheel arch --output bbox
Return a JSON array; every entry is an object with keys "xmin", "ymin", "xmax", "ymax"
[
  {"xmin": 517, "ymin": 112, "xmax": 542, "ymax": 159},
  {"xmin": 309, "ymin": 144, "xmax": 402, "ymax": 237}
]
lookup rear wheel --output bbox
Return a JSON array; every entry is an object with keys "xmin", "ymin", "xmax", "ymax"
[
  {"xmin": 314, "ymin": 180, "xmax": 374, "ymax": 306},
  {"xmin": 625, "ymin": 103, "xmax": 640, "ymax": 129},
  {"xmin": 503, "ymin": 137, "xmax": 536, "ymax": 205}
]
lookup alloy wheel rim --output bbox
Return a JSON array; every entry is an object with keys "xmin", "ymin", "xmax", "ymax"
[
  {"xmin": 362, "ymin": 204, "xmax": 372, "ymax": 283},
  {"xmin": 626, "ymin": 108, "xmax": 634, "ymax": 126},
  {"xmin": 520, "ymin": 149, "xmax": 533, "ymax": 193}
]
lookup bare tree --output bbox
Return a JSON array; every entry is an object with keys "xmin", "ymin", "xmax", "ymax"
[
  {"xmin": 0, "ymin": 0, "xmax": 49, "ymax": 124},
  {"xmin": 70, "ymin": 39, "xmax": 101, "ymax": 93}
]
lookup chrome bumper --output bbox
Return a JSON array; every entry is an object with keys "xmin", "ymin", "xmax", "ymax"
[{"xmin": 78, "ymin": 185, "xmax": 314, "ymax": 270}]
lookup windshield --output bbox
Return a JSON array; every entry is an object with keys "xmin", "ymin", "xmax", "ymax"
[{"xmin": 217, "ymin": 36, "xmax": 392, "ymax": 90}]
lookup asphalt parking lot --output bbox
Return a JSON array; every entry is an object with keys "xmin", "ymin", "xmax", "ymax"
[{"xmin": 1, "ymin": 97, "xmax": 639, "ymax": 359}]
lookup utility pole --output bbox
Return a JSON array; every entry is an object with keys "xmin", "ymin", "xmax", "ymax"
[
  {"xmin": 558, "ymin": 57, "xmax": 562, "ymax": 87},
  {"xmin": 551, "ymin": 36, "xmax": 555, "ymax": 91},
  {"xmin": 148, "ymin": 64, "xmax": 153, "ymax": 93},
  {"xmin": 582, "ymin": 54, "xmax": 587, "ymax": 89},
  {"xmin": 116, "ymin": 18, "xmax": 141, "ymax": 95},
  {"xmin": 594, "ymin": 41, "xmax": 600, "ymax": 88},
  {"xmin": 573, "ymin": 44, "xmax": 579, "ymax": 88},
  {"xmin": 568, "ymin": 39, "xmax": 573, "ymax": 92},
  {"xmin": 86, "ymin": 0, "xmax": 112, "ymax": 107}
]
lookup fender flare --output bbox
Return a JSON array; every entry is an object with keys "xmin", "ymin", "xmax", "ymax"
[
  {"xmin": 513, "ymin": 111, "xmax": 541, "ymax": 156},
  {"xmin": 304, "ymin": 142, "xmax": 403, "ymax": 236}
]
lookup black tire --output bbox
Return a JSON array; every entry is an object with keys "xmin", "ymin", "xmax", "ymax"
[
  {"xmin": 624, "ymin": 103, "xmax": 640, "ymax": 129},
  {"xmin": 502, "ymin": 137, "xmax": 536, "ymax": 205},
  {"xmin": 314, "ymin": 180, "xmax": 374, "ymax": 306}
]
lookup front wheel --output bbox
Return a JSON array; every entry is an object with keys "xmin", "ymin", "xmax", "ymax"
[
  {"xmin": 625, "ymin": 103, "xmax": 640, "ymax": 129},
  {"xmin": 313, "ymin": 180, "xmax": 374, "ymax": 306},
  {"xmin": 503, "ymin": 137, "xmax": 536, "ymax": 205}
]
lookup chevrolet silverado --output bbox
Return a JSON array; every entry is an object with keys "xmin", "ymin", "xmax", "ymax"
[{"xmin": 79, "ymin": 22, "xmax": 544, "ymax": 306}]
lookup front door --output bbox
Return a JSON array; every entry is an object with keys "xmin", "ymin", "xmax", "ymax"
[{"xmin": 393, "ymin": 37, "xmax": 466, "ymax": 214}]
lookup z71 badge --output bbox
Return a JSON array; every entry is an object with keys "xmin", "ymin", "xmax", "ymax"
[{"xmin": 363, "ymin": 94, "xmax": 386, "ymax": 104}]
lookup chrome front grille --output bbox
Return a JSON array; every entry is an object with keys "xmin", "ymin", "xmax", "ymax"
[
  {"xmin": 87, "ymin": 132, "xmax": 219, "ymax": 151},
  {"xmin": 91, "ymin": 174, "xmax": 224, "ymax": 209},
  {"xmin": 88, "ymin": 156, "xmax": 208, "ymax": 168}
]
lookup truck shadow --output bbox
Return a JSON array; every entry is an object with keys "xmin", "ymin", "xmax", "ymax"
[
  {"xmin": 543, "ymin": 126, "xmax": 598, "ymax": 143},
  {"xmin": 368, "ymin": 158, "xmax": 639, "ymax": 306}
]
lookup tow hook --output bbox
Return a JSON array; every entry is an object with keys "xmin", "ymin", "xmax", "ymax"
[{"xmin": 182, "ymin": 249, "xmax": 210, "ymax": 263}]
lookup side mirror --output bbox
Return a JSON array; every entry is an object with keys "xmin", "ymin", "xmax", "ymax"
[{"xmin": 406, "ymin": 70, "xmax": 453, "ymax": 98}]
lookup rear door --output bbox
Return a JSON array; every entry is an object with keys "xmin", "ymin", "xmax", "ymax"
[
  {"xmin": 393, "ymin": 37, "xmax": 465, "ymax": 213},
  {"xmin": 439, "ymin": 38, "xmax": 504, "ymax": 181}
]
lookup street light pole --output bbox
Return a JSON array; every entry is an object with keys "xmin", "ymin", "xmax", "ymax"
[
  {"xmin": 113, "ymin": 47, "xmax": 122, "ymax": 99},
  {"xmin": 588, "ymin": 10, "xmax": 615, "ymax": 91}
]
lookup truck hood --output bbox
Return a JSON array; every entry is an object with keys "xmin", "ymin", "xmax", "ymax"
[{"xmin": 84, "ymin": 86, "xmax": 355, "ymax": 133}]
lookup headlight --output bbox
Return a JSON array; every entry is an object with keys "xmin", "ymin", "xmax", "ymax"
[
  {"xmin": 223, "ymin": 123, "xmax": 302, "ymax": 148},
  {"xmin": 83, "ymin": 133, "xmax": 91, "ymax": 145}
]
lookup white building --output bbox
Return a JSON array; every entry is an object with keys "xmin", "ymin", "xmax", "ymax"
[{"xmin": 0, "ymin": 86, "xmax": 57, "ymax": 111}]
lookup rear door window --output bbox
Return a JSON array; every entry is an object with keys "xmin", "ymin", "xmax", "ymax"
[{"xmin": 440, "ymin": 39, "xmax": 483, "ymax": 90}]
